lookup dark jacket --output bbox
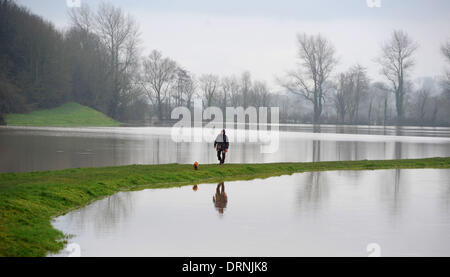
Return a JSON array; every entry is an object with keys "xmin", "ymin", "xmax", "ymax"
[{"xmin": 214, "ymin": 133, "xmax": 229, "ymax": 150}]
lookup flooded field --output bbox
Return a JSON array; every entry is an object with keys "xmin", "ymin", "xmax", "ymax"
[
  {"xmin": 1, "ymin": 125, "xmax": 449, "ymax": 173},
  {"xmin": 51, "ymin": 169, "xmax": 450, "ymax": 257}
]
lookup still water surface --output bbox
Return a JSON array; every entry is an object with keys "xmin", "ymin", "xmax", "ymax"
[
  {"xmin": 51, "ymin": 169, "xmax": 450, "ymax": 257},
  {"xmin": 1, "ymin": 125, "xmax": 450, "ymax": 173}
]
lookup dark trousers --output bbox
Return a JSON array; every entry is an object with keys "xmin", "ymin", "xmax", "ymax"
[{"xmin": 217, "ymin": 150, "xmax": 226, "ymax": 164}]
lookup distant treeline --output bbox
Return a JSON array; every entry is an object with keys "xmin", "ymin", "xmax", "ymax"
[
  {"xmin": 1, "ymin": 0, "xmax": 449, "ymax": 126},
  {"xmin": 0, "ymin": 0, "xmax": 143, "ymax": 123}
]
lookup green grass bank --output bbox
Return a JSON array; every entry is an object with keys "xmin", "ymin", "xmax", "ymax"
[
  {"xmin": 5, "ymin": 102, "xmax": 120, "ymax": 127},
  {"xmin": 0, "ymin": 157, "xmax": 449, "ymax": 257}
]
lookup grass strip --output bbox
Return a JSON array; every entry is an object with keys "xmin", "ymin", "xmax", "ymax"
[{"xmin": 0, "ymin": 157, "xmax": 449, "ymax": 257}]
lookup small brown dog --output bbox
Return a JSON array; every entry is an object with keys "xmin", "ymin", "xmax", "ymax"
[{"xmin": 193, "ymin": 161, "xmax": 199, "ymax": 170}]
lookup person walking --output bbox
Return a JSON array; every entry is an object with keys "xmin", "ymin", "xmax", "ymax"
[{"xmin": 214, "ymin": 129, "xmax": 229, "ymax": 164}]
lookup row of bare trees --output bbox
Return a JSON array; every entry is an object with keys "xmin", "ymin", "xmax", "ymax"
[
  {"xmin": 137, "ymin": 49, "xmax": 273, "ymax": 121},
  {"xmin": 197, "ymin": 72, "xmax": 272, "ymax": 109},
  {"xmin": 332, "ymin": 65, "xmax": 370, "ymax": 123},
  {"xmin": 68, "ymin": 3, "xmax": 141, "ymax": 119},
  {"xmin": 281, "ymin": 30, "xmax": 434, "ymax": 124},
  {"xmin": 67, "ymin": 0, "xmax": 277, "ymax": 122},
  {"xmin": 65, "ymin": 2, "xmax": 450, "ymax": 125},
  {"xmin": 2, "ymin": 0, "xmax": 449, "ymax": 126},
  {"xmin": 82, "ymin": 3, "xmax": 448, "ymax": 125},
  {"xmin": 141, "ymin": 30, "xmax": 442, "ymax": 125}
]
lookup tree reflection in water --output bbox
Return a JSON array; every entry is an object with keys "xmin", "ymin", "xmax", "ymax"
[
  {"xmin": 62, "ymin": 191, "xmax": 134, "ymax": 233},
  {"xmin": 295, "ymin": 171, "xmax": 330, "ymax": 213}
]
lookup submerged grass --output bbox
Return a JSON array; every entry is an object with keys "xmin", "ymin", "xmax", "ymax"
[{"xmin": 0, "ymin": 157, "xmax": 449, "ymax": 257}]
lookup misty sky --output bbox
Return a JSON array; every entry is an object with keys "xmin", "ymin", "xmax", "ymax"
[{"xmin": 16, "ymin": 0, "xmax": 450, "ymax": 90}]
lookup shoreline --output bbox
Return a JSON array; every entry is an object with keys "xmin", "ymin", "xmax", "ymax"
[{"xmin": 0, "ymin": 157, "xmax": 449, "ymax": 257}]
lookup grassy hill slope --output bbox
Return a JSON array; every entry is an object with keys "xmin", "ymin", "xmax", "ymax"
[{"xmin": 5, "ymin": 102, "xmax": 120, "ymax": 127}]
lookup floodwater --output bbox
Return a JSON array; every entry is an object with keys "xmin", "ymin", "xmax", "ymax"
[
  {"xmin": 1, "ymin": 125, "xmax": 450, "ymax": 173},
  {"xmin": 51, "ymin": 169, "xmax": 450, "ymax": 257}
]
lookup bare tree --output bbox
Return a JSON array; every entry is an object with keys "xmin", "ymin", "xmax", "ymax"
[
  {"xmin": 252, "ymin": 81, "xmax": 271, "ymax": 107},
  {"xmin": 68, "ymin": 3, "xmax": 93, "ymax": 34},
  {"xmin": 141, "ymin": 50, "xmax": 177, "ymax": 120},
  {"xmin": 415, "ymin": 88, "xmax": 430, "ymax": 124},
  {"xmin": 77, "ymin": 2, "xmax": 141, "ymax": 119},
  {"xmin": 369, "ymin": 82, "xmax": 392, "ymax": 125},
  {"xmin": 172, "ymin": 68, "xmax": 185, "ymax": 107},
  {"xmin": 333, "ymin": 73, "xmax": 351, "ymax": 123},
  {"xmin": 199, "ymin": 74, "xmax": 219, "ymax": 107},
  {"xmin": 181, "ymin": 70, "xmax": 196, "ymax": 110},
  {"xmin": 223, "ymin": 76, "xmax": 241, "ymax": 107},
  {"xmin": 240, "ymin": 71, "xmax": 252, "ymax": 108},
  {"xmin": 347, "ymin": 64, "xmax": 369, "ymax": 123},
  {"xmin": 173, "ymin": 67, "xmax": 195, "ymax": 109},
  {"xmin": 220, "ymin": 77, "xmax": 232, "ymax": 111},
  {"xmin": 358, "ymin": 79, "xmax": 385, "ymax": 125},
  {"xmin": 68, "ymin": 2, "xmax": 141, "ymax": 118},
  {"xmin": 281, "ymin": 33, "xmax": 337, "ymax": 123},
  {"xmin": 377, "ymin": 30, "xmax": 418, "ymax": 123}
]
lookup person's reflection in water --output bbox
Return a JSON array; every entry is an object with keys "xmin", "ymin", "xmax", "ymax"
[{"xmin": 213, "ymin": 182, "xmax": 228, "ymax": 214}]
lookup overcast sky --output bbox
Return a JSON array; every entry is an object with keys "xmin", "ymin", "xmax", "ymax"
[{"xmin": 16, "ymin": 0, "xmax": 450, "ymax": 90}]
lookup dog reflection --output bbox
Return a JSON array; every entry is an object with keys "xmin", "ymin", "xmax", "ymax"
[{"xmin": 213, "ymin": 182, "xmax": 228, "ymax": 214}]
